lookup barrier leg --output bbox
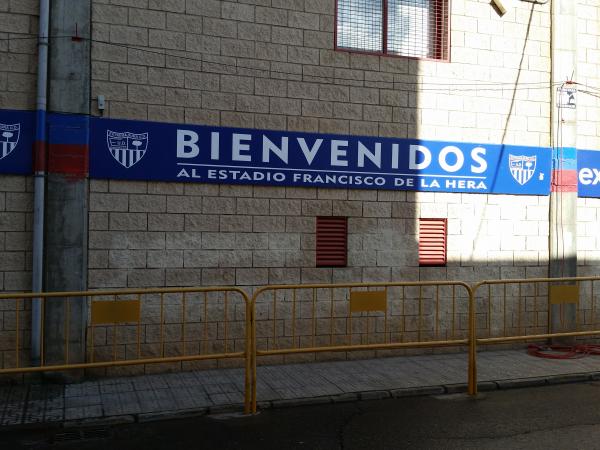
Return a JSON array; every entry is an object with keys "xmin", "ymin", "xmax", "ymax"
[
  {"xmin": 244, "ymin": 300, "xmax": 252, "ymax": 414},
  {"xmin": 468, "ymin": 288, "xmax": 478, "ymax": 396},
  {"xmin": 251, "ymin": 303, "xmax": 257, "ymax": 413}
]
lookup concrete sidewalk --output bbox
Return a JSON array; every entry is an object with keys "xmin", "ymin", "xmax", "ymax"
[{"xmin": 3, "ymin": 349, "xmax": 600, "ymax": 427}]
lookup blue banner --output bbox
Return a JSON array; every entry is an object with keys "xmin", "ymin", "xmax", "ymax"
[
  {"xmin": 0, "ymin": 109, "xmax": 35, "ymax": 175},
  {"xmin": 90, "ymin": 116, "xmax": 552, "ymax": 195},
  {"xmin": 0, "ymin": 109, "xmax": 554, "ymax": 195},
  {"xmin": 578, "ymin": 149, "xmax": 600, "ymax": 198}
]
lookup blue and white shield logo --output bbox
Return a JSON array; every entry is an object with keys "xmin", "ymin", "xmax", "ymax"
[
  {"xmin": 107, "ymin": 130, "xmax": 149, "ymax": 169},
  {"xmin": 0, "ymin": 123, "xmax": 20, "ymax": 160},
  {"xmin": 509, "ymin": 154, "xmax": 536, "ymax": 185}
]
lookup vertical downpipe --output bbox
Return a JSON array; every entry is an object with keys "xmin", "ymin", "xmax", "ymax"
[{"xmin": 31, "ymin": 0, "xmax": 50, "ymax": 366}]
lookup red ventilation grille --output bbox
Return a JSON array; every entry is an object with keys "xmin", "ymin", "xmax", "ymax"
[
  {"xmin": 316, "ymin": 217, "xmax": 348, "ymax": 267},
  {"xmin": 419, "ymin": 218, "xmax": 447, "ymax": 266}
]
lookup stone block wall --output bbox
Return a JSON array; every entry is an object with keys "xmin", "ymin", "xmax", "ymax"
[
  {"xmin": 0, "ymin": 0, "xmax": 37, "ymax": 293},
  {"xmin": 0, "ymin": 0, "xmax": 38, "ymax": 110},
  {"xmin": 578, "ymin": 197, "xmax": 600, "ymax": 271},
  {"xmin": 575, "ymin": 0, "xmax": 600, "ymax": 303},
  {"xmin": 88, "ymin": 180, "xmax": 551, "ymax": 289},
  {"xmin": 577, "ymin": 0, "xmax": 600, "ymax": 151},
  {"xmin": 85, "ymin": 177, "xmax": 552, "ymax": 369},
  {"xmin": 0, "ymin": 176, "xmax": 33, "ymax": 370},
  {"xmin": 0, "ymin": 1, "xmax": 37, "ymax": 371},
  {"xmin": 86, "ymin": 289, "xmax": 249, "ymax": 375},
  {"xmin": 87, "ymin": 0, "xmax": 556, "ymax": 284},
  {"xmin": 90, "ymin": 0, "xmax": 551, "ymax": 145},
  {"xmin": 59, "ymin": 0, "xmax": 572, "ymax": 366},
  {"xmin": 4, "ymin": 0, "xmax": 600, "ymax": 371},
  {"xmin": 0, "ymin": 176, "xmax": 32, "ymax": 292}
]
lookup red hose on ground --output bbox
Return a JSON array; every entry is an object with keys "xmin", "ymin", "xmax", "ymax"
[{"xmin": 527, "ymin": 343, "xmax": 600, "ymax": 359}]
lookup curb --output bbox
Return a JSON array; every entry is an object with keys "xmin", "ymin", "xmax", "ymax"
[
  {"xmin": 476, "ymin": 381, "xmax": 498, "ymax": 392},
  {"xmin": 494, "ymin": 372, "xmax": 595, "ymax": 390},
  {"xmin": 545, "ymin": 373, "xmax": 591, "ymax": 385},
  {"xmin": 443, "ymin": 383, "xmax": 468, "ymax": 394},
  {"xmin": 359, "ymin": 390, "xmax": 391, "ymax": 401},
  {"xmin": 63, "ymin": 415, "xmax": 136, "ymax": 428},
  {"xmin": 4, "ymin": 372, "xmax": 600, "ymax": 429},
  {"xmin": 331, "ymin": 392, "xmax": 359, "ymax": 403},
  {"xmin": 138, "ymin": 408, "xmax": 209, "ymax": 424},
  {"xmin": 271, "ymin": 396, "xmax": 331, "ymax": 409},
  {"xmin": 392, "ymin": 386, "xmax": 445, "ymax": 397}
]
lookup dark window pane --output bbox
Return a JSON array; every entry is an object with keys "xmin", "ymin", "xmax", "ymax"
[{"xmin": 337, "ymin": 0, "xmax": 383, "ymax": 53}]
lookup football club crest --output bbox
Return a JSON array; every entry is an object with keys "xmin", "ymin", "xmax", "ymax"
[
  {"xmin": 509, "ymin": 154, "xmax": 536, "ymax": 185},
  {"xmin": 107, "ymin": 130, "xmax": 149, "ymax": 168},
  {"xmin": 0, "ymin": 123, "xmax": 20, "ymax": 160}
]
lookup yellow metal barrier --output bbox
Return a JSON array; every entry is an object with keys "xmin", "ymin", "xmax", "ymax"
[
  {"xmin": 0, "ymin": 286, "xmax": 253, "ymax": 414},
  {"xmin": 7, "ymin": 276, "xmax": 600, "ymax": 415},
  {"xmin": 470, "ymin": 276, "xmax": 600, "ymax": 395},
  {"xmin": 250, "ymin": 281, "xmax": 475, "ymax": 413}
]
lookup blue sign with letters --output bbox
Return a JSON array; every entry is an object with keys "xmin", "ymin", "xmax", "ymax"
[
  {"xmin": 89, "ymin": 116, "xmax": 552, "ymax": 195},
  {"xmin": 0, "ymin": 109, "xmax": 35, "ymax": 175},
  {"xmin": 578, "ymin": 149, "xmax": 600, "ymax": 198},
  {"xmin": 0, "ymin": 109, "xmax": 557, "ymax": 196}
]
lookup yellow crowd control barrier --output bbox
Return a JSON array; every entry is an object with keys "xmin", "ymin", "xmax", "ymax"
[
  {"xmin": 470, "ymin": 276, "xmax": 600, "ymax": 395},
  {"xmin": 250, "ymin": 281, "xmax": 475, "ymax": 413},
  {"xmin": 5, "ymin": 276, "xmax": 600, "ymax": 415},
  {"xmin": 0, "ymin": 287, "xmax": 253, "ymax": 414}
]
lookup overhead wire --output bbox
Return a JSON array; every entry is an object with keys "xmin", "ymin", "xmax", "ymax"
[
  {"xmin": 2, "ymin": 33, "xmax": 600, "ymax": 111},
  {"xmin": 2, "ymin": 33, "xmax": 600, "ymax": 117},
  {"xmin": 555, "ymin": 82, "xmax": 565, "ymax": 277},
  {"xmin": 0, "ymin": 33, "xmax": 568, "ymax": 95}
]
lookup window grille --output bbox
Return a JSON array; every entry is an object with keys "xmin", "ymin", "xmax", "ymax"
[
  {"xmin": 337, "ymin": 0, "xmax": 383, "ymax": 53},
  {"xmin": 336, "ymin": 0, "xmax": 449, "ymax": 60},
  {"xmin": 418, "ymin": 218, "xmax": 447, "ymax": 266},
  {"xmin": 316, "ymin": 217, "xmax": 348, "ymax": 267}
]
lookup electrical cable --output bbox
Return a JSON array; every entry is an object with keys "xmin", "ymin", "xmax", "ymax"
[
  {"xmin": 556, "ymin": 82, "xmax": 565, "ymax": 277},
  {"xmin": 2, "ymin": 33, "xmax": 600, "ymax": 106},
  {"xmin": 0, "ymin": 33, "xmax": 567, "ymax": 94}
]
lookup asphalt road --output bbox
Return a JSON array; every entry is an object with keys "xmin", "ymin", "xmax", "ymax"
[{"xmin": 5, "ymin": 382, "xmax": 600, "ymax": 449}]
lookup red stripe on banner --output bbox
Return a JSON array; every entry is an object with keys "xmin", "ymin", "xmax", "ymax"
[
  {"xmin": 33, "ymin": 140, "xmax": 47, "ymax": 172},
  {"xmin": 551, "ymin": 169, "xmax": 578, "ymax": 192},
  {"xmin": 47, "ymin": 144, "xmax": 89, "ymax": 178}
]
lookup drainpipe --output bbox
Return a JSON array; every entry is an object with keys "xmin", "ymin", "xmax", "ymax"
[{"xmin": 31, "ymin": 0, "xmax": 50, "ymax": 366}]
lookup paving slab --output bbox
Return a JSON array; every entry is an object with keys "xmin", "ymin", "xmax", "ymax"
[{"xmin": 2, "ymin": 348, "xmax": 600, "ymax": 427}]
